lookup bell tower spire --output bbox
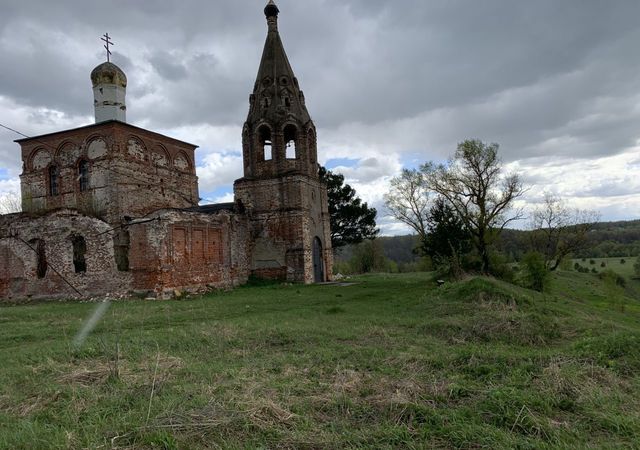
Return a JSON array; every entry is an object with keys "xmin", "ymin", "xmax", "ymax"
[
  {"xmin": 234, "ymin": 1, "xmax": 332, "ymax": 284},
  {"xmin": 241, "ymin": 0, "xmax": 317, "ymax": 180}
]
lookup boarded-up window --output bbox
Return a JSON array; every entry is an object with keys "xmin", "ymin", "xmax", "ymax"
[
  {"xmin": 193, "ymin": 229, "xmax": 205, "ymax": 262},
  {"xmin": 208, "ymin": 228, "xmax": 222, "ymax": 264},
  {"xmin": 173, "ymin": 227, "xmax": 187, "ymax": 262}
]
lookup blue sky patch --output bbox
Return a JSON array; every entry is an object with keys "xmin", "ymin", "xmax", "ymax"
[
  {"xmin": 325, "ymin": 157, "xmax": 359, "ymax": 169},
  {"xmin": 199, "ymin": 186, "xmax": 233, "ymax": 205}
]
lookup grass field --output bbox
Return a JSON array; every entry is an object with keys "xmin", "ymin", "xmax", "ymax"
[
  {"xmin": 570, "ymin": 256, "xmax": 638, "ymax": 278},
  {"xmin": 1, "ymin": 271, "xmax": 640, "ymax": 449}
]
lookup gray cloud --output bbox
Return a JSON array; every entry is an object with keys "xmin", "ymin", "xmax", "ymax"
[
  {"xmin": 0, "ymin": 0, "xmax": 638, "ymax": 223},
  {"xmin": 148, "ymin": 51, "xmax": 189, "ymax": 82}
]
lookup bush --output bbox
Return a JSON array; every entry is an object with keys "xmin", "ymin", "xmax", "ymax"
[
  {"xmin": 591, "ymin": 268, "xmax": 598, "ymax": 274},
  {"xmin": 333, "ymin": 260, "xmax": 353, "ymax": 275},
  {"xmin": 634, "ymin": 258, "xmax": 640, "ymax": 279},
  {"xmin": 488, "ymin": 252, "xmax": 514, "ymax": 283},
  {"xmin": 574, "ymin": 262, "xmax": 580, "ymax": 270},
  {"xmin": 600, "ymin": 261, "xmax": 606, "ymax": 267},
  {"xmin": 521, "ymin": 251, "xmax": 550, "ymax": 292},
  {"xmin": 621, "ymin": 259, "xmax": 626, "ymax": 264},
  {"xmin": 589, "ymin": 259, "xmax": 595, "ymax": 265},
  {"xmin": 598, "ymin": 269, "xmax": 626, "ymax": 288}
]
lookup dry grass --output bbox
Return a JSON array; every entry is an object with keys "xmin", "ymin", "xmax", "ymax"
[{"xmin": 1, "ymin": 391, "xmax": 62, "ymax": 417}]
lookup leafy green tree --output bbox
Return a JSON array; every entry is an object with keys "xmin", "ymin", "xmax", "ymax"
[
  {"xmin": 422, "ymin": 197, "xmax": 472, "ymax": 277},
  {"xmin": 425, "ymin": 139, "xmax": 524, "ymax": 274},
  {"xmin": 350, "ymin": 239, "xmax": 388, "ymax": 273},
  {"xmin": 319, "ymin": 166, "xmax": 378, "ymax": 250},
  {"xmin": 522, "ymin": 251, "xmax": 550, "ymax": 292}
]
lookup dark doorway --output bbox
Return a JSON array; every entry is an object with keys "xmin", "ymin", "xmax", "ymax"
[{"xmin": 312, "ymin": 237, "xmax": 324, "ymax": 282}]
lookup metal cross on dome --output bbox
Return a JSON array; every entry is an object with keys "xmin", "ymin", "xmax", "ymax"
[{"xmin": 101, "ymin": 33, "xmax": 114, "ymax": 62}]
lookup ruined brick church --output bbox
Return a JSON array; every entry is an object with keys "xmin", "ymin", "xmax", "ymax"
[{"xmin": 0, "ymin": 1, "xmax": 333, "ymax": 300}]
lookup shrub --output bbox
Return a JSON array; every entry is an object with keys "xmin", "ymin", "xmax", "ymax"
[
  {"xmin": 521, "ymin": 251, "xmax": 550, "ymax": 292},
  {"xmin": 591, "ymin": 268, "xmax": 598, "ymax": 274},
  {"xmin": 598, "ymin": 269, "xmax": 626, "ymax": 288},
  {"xmin": 488, "ymin": 252, "xmax": 514, "ymax": 283},
  {"xmin": 574, "ymin": 262, "xmax": 580, "ymax": 270},
  {"xmin": 634, "ymin": 258, "xmax": 640, "ymax": 279},
  {"xmin": 589, "ymin": 259, "xmax": 595, "ymax": 265},
  {"xmin": 621, "ymin": 259, "xmax": 626, "ymax": 264},
  {"xmin": 600, "ymin": 261, "xmax": 606, "ymax": 267}
]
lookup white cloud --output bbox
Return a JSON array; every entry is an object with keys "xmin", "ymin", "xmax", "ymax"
[
  {"xmin": 508, "ymin": 147, "xmax": 640, "ymax": 222},
  {"xmin": 196, "ymin": 151, "xmax": 243, "ymax": 193}
]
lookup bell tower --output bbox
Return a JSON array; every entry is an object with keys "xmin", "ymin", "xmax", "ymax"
[{"xmin": 234, "ymin": 0, "xmax": 332, "ymax": 283}]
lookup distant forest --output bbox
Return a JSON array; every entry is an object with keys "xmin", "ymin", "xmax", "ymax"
[{"xmin": 336, "ymin": 219, "xmax": 640, "ymax": 265}]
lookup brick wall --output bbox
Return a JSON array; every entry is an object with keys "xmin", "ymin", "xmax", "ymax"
[
  {"xmin": 18, "ymin": 121, "xmax": 198, "ymax": 225},
  {"xmin": 0, "ymin": 207, "xmax": 250, "ymax": 301}
]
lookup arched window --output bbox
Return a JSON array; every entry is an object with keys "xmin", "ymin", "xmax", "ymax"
[
  {"xmin": 258, "ymin": 126, "xmax": 272, "ymax": 161},
  {"xmin": 49, "ymin": 166, "xmax": 59, "ymax": 196},
  {"xmin": 71, "ymin": 235, "xmax": 87, "ymax": 273},
  {"xmin": 284, "ymin": 125, "xmax": 298, "ymax": 159},
  {"xmin": 78, "ymin": 160, "xmax": 89, "ymax": 192}
]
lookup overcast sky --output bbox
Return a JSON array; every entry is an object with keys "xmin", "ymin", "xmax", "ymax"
[{"xmin": 1, "ymin": 0, "xmax": 639, "ymax": 233}]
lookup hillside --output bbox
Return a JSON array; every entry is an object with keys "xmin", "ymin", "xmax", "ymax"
[
  {"xmin": 337, "ymin": 219, "xmax": 640, "ymax": 265},
  {"xmin": 1, "ymin": 271, "xmax": 640, "ymax": 448}
]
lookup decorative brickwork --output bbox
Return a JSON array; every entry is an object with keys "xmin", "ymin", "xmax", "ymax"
[
  {"xmin": 0, "ymin": 1, "xmax": 331, "ymax": 301},
  {"xmin": 17, "ymin": 121, "xmax": 199, "ymax": 224}
]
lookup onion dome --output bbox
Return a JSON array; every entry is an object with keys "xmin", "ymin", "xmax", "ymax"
[
  {"xmin": 264, "ymin": 0, "xmax": 279, "ymax": 18},
  {"xmin": 90, "ymin": 62, "xmax": 127, "ymax": 88}
]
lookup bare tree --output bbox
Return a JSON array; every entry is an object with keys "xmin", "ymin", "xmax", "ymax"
[
  {"xmin": 0, "ymin": 191, "xmax": 21, "ymax": 214},
  {"xmin": 384, "ymin": 168, "xmax": 431, "ymax": 246},
  {"xmin": 530, "ymin": 193, "xmax": 600, "ymax": 271},
  {"xmin": 425, "ymin": 139, "xmax": 524, "ymax": 273}
]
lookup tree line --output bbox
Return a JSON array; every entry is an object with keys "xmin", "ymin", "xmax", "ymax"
[{"xmin": 323, "ymin": 139, "xmax": 638, "ymax": 291}]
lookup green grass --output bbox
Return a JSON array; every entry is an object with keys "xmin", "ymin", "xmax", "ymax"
[
  {"xmin": 571, "ymin": 256, "xmax": 638, "ymax": 278},
  {"xmin": 1, "ymin": 271, "xmax": 640, "ymax": 449}
]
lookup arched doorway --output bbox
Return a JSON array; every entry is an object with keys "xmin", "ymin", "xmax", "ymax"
[{"xmin": 312, "ymin": 237, "xmax": 324, "ymax": 282}]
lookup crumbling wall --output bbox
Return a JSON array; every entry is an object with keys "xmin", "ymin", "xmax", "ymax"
[
  {"xmin": 130, "ymin": 209, "xmax": 249, "ymax": 296},
  {"xmin": 0, "ymin": 210, "xmax": 132, "ymax": 301},
  {"xmin": 234, "ymin": 174, "xmax": 332, "ymax": 283},
  {"xmin": 0, "ymin": 207, "xmax": 249, "ymax": 301}
]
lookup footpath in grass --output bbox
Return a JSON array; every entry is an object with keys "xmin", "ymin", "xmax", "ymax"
[{"xmin": 1, "ymin": 271, "xmax": 640, "ymax": 449}]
